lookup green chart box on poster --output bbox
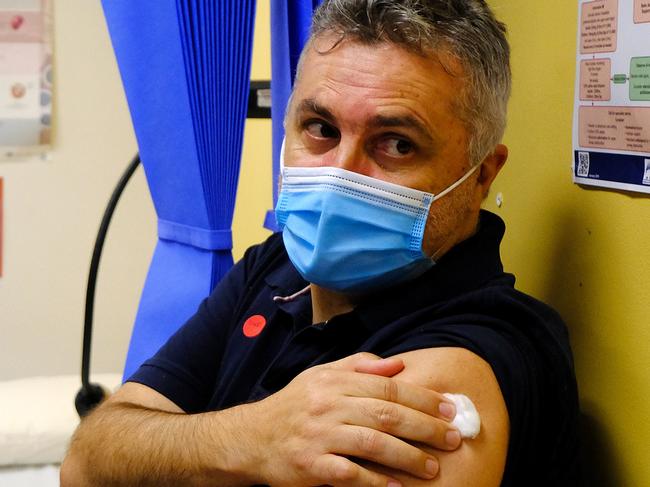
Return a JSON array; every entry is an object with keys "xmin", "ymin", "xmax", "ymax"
[
  {"xmin": 630, "ymin": 57, "xmax": 650, "ymax": 101},
  {"xmin": 613, "ymin": 74, "xmax": 628, "ymax": 84}
]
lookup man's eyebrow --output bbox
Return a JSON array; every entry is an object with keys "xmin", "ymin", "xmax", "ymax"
[
  {"xmin": 296, "ymin": 99, "xmax": 336, "ymax": 122},
  {"xmin": 369, "ymin": 114, "xmax": 435, "ymax": 144}
]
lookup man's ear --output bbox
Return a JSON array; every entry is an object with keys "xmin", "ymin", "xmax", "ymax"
[{"xmin": 477, "ymin": 144, "xmax": 508, "ymax": 198}]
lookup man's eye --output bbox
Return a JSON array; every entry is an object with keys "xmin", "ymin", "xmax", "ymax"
[
  {"xmin": 378, "ymin": 138, "xmax": 414, "ymax": 157},
  {"xmin": 305, "ymin": 121, "xmax": 339, "ymax": 139}
]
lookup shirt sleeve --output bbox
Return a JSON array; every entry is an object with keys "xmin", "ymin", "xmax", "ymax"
[
  {"xmin": 381, "ymin": 317, "xmax": 536, "ymax": 430},
  {"xmin": 377, "ymin": 288, "xmax": 578, "ymax": 486},
  {"xmin": 126, "ymin": 245, "xmax": 259, "ymax": 413}
]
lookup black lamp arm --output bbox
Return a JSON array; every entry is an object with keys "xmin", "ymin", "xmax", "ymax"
[{"xmin": 75, "ymin": 153, "xmax": 141, "ymax": 417}]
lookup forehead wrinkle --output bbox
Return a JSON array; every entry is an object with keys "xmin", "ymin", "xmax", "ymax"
[
  {"xmin": 318, "ymin": 60, "xmax": 454, "ymax": 126},
  {"xmin": 325, "ymin": 63, "xmax": 411, "ymax": 93},
  {"xmin": 314, "ymin": 51, "xmax": 402, "ymax": 92},
  {"xmin": 312, "ymin": 42, "xmax": 444, "ymax": 92},
  {"xmin": 302, "ymin": 44, "xmax": 454, "ymax": 111}
]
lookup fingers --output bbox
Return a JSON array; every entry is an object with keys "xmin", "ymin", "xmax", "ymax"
[
  {"xmin": 338, "ymin": 372, "xmax": 457, "ymax": 422},
  {"xmin": 328, "ymin": 425, "xmax": 440, "ymax": 481},
  {"xmin": 341, "ymin": 396, "xmax": 462, "ymax": 451},
  {"xmin": 280, "ymin": 355, "xmax": 464, "ymax": 484},
  {"xmin": 353, "ymin": 356, "xmax": 405, "ymax": 377},
  {"xmin": 327, "ymin": 352, "xmax": 405, "ymax": 377},
  {"xmin": 303, "ymin": 363, "xmax": 461, "ymax": 451},
  {"xmin": 320, "ymin": 354, "xmax": 457, "ymax": 422},
  {"xmin": 311, "ymin": 453, "xmax": 403, "ymax": 487}
]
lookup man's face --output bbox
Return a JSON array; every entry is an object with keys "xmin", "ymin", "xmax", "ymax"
[{"xmin": 284, "ymin": 36, "xmax": 498, "ymax": 259}]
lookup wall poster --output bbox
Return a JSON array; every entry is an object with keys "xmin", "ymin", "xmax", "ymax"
[
  {"xmin": 573, "ymin": 0, "xmax": 650, "ymax": 193},
  {"xmin": 0, "ymin": 0, "xmax": 52, "ymax": 159}
]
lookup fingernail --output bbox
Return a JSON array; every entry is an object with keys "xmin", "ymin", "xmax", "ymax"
[
  {"xmin": 446, "ymin": 429, "xmax": 462, "ymax": 448},
  {"xmin": 438, "ymin": 401, "xmax": 456, "ymax": 420},
  {"xmin": 425, "ymin": 458, "xmax": 438, "ymax": 478},
  {"xmin": 387, "ymin": 481, "xmax": 402, "ymax": 487}
]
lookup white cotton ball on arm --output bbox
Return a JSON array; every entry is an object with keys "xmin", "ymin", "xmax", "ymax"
[{"xmin": 443, "ymin": 393, "xmax": 481, "ymax": 439}]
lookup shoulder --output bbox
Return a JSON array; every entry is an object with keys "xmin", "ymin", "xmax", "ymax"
[
  {"xmin": 431, "ymin": 282, "xmax": 574, "ymax": 374},
  {"xmin": 381, "ymin": 280, "xmax": 571, "ymax": 376}
]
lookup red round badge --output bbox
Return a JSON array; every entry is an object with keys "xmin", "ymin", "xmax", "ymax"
[{"xmin": 242, "ymin": 315, "xmax": 266, "ymax": 338}]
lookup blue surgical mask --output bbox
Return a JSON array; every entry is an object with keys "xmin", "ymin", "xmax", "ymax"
[{"xmin": 275, "ymin": 164, "xmax": 480, "ymax": 293}]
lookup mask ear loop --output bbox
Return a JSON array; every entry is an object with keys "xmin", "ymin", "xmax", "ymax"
[
  {"xmin": 426, "ymin": 162, "xmax": 482, "ymax": 263},
  {"xmin": 431, "ymin": 162, "xmax": 482, "ymax": 202}
]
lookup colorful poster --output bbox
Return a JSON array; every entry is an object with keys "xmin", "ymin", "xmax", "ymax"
[
  {"xmin": 0, "ymin": 0, "xmax": 52, "ymax": 157},
  {"xmin": 573, "ymin": 0, "xmax": 650, "ymax": 194}
]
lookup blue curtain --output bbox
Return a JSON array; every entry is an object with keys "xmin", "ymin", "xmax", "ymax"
[
  {"xmin": 101, "ymin": 0, "xmax": 257, "ymax": 380},
  {"xmin": 264, "ymin": 0, "xmax": 322, "ymax": 231}
]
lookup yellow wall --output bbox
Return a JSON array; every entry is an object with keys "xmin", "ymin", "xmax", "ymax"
[
  {"xmin": 485, "ymin": 1, "xmax": 650, "ymax": 484},
  {"xmin": 233, "ymin": 1, "xmax": 273, "ymax": 258}
]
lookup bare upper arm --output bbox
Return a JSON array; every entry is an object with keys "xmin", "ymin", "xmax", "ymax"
[
  {"xmin": 103, "ymin": 382, "xmax": 185, "ymax": 413},
  {"xmin": 367, "ymin": 347, "xmax": 510, "ymax": 486}
]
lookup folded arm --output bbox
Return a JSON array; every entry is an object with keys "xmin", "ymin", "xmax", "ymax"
[
  {"xmin": 60, "ymin": 353, "xmax": 465, "ymax": 487},
  {"xmin": 60, "ymin": 382, "xmax": 260, "ymax": 487}
]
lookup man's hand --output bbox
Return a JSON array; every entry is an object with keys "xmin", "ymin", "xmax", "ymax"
[{"xmin": 251, "ymin": 352, "xmax": 462, "ymax": 486}]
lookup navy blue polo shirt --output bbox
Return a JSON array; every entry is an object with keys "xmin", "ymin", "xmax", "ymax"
[{"xmin": 129, "ymin": 210, "xmax": 580, "ymax": 486}]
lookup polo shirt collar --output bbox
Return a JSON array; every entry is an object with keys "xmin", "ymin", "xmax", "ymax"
[
  {"xmin": 354, "ymin": 210, "xmax": 506, "ymax": 332},
  {"xmin": 264, "ymin": 210, "xmax": 506, "ymax": 333}
]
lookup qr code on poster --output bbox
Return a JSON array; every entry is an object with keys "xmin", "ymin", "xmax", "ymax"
[{"xmin": 577, "ymin": 152, "xmax": 590, "ymax": 177}]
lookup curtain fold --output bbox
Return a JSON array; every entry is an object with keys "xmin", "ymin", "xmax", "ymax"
[
  {"xmin": 101, "ymin": 0, "xmax": 257, "ymax": 380},
  {"xmin": 265, "ymin": 0, "xmax": 322, "ymax": 231}
]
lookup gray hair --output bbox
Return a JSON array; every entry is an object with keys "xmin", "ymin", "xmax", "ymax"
[{"xmin": 298, "ymin": 0, "xmax": 511, "ymax": 166}]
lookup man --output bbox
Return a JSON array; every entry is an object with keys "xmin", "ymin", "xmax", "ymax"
[{"xmin": 62, "ymin": 1, "xmax": 580, "ymax": 485}]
